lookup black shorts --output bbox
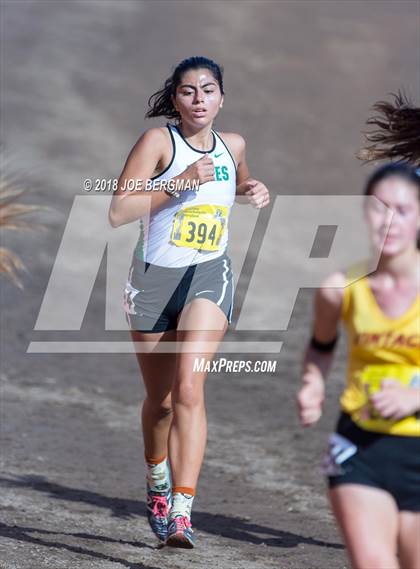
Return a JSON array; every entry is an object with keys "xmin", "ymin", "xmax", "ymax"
[
  {"xmin": 326, "ymin": 412, "xmax": 420, "ymax": 512},
  {"xmin": 123, "ymin": 253, "xmax": 234, "ymax": 333}
]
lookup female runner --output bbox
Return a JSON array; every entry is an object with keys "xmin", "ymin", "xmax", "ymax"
[
  {"xmin": 109, "ymin": 56, "xmax": 269, "ymax": 548},
  {"xmin": 297, "ymin": 163, "xmax": 420, "ymax": 569}
]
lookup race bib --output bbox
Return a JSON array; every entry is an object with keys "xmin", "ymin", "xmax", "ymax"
[
  {"xmin": 170, "ymin": 204, "xmax": 228, "ymax": 251},
  {"xmin": 352, "ymin": 364, "xmax": 420, "ymax": 435}
]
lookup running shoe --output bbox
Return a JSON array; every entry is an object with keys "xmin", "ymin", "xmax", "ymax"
[
  {"xmin": 146, "ymin": 460, "xmax": 172, "ymax": 542},
  {"xmin": 146, "ymin": 485, "xmax": 171, "ymax": 542},
  {"xmin": 166, "ymin": 515, "xmax": 195, "ymax": 548}
]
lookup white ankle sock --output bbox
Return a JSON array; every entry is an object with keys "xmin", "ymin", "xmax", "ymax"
[
  {"xmin": 170, "ymin": 492, "xmax": 194, "ymax": 520},
  {"xmin": 146, "ymin": 458, "xmax": 170, "ymax": 492}
]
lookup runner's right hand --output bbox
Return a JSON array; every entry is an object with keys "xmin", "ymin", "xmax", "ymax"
[
  {"xmin": 297, "ymin": 375, "xmax": 325, "ymax": 426},
  {"xmin": 180, "ymin": 154, "xmax": 215, "ymax": 185}
]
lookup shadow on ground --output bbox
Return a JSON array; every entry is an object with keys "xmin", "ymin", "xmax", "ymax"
[{"xmin": 1, "ymin": 474, "xmax": 343, "ymax": 551}]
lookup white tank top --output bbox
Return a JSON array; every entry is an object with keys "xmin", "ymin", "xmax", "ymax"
[{"xmin": 133, "ymin": 123, "xmax": 237, "ymax": 267}]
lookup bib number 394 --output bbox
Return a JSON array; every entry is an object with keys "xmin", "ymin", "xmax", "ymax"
[{"xmin": 170, "ymin": 204, "xmax": 228, "ymax": 251}]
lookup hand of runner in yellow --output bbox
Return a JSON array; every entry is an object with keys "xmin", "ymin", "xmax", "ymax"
[
  {"xmin": 297, "ymin": 374, "xmax": 325, "ymax": 427},
  {"xmin": 243, "ymin": 178, "xmax": 270, "ymax": 209},
  {"xmin": 180, "ymin": 153, "xmax": 215, "ymax": 186},
  {"xmin": 370, "ymin": 379, "xmax": 420, "ymax": 420}
]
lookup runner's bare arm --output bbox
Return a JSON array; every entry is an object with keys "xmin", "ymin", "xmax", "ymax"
[
  {"xmin": 225, "ymin": 134, "xmax": 249, "ymax": 188},
  {"xmin": 109, "ymin": 128, "xmax": 214, "ymax": 227},
  {"xmin": 218, "ymin": 133, "xmax": 270, "ymax": 208},
  {"xmin": 297, "ymin": 272, "xmax": 345, "ymax": 426},
  {"xmin": 109, "ymin": 128, "xmax": 169, "ymax": 226}
]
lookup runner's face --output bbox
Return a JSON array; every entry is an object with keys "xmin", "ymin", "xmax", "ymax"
[
  {"xmin": 173, "ymin": 68, "xmax": 223, "ymax": 127},
  {"xmin": 364, "ymin": 177, "xmax": 420, "ymax": 256}
]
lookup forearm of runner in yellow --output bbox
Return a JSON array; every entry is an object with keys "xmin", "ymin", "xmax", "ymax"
[
  {"xmin": 302, "ymin": 345, "xmax": 335, "ymax": 386},
  {"xmin": 303, "ymin": 274, "xmax": 344, "ymax": 386},
  {"xmin": 297, "ymin": 344, "xmax": 336, "ymax": 427}
]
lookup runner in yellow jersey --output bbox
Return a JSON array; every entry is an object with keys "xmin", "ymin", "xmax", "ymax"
[
  {"xmin": 109, "ymin": 56, "xmax": 269, "ymax": 548},
  {"xmin": 297, "ymin": 162, "xmax": 420, "ymax": 569}
]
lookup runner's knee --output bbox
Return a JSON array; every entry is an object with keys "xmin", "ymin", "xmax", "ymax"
[
  {"xmin": 144, "ymin": 396, "xmax": 173, "ymax": 419},
  {"xmin": 172, "ymin": 379, "xmax": 204, "ymax": 408}
]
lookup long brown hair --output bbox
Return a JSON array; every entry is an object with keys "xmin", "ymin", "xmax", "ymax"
[
  {"xmin": 358, "ymin": 91, "xmax": 420, "ymax": 166},
  {"xmin": 145, "ymin": 56, "xmax": 224, "ymax": 121}
]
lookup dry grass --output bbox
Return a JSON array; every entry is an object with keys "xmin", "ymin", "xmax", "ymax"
[{"xmin": 0, "ymin": 179, "xmax": 49, "ymax": 289}]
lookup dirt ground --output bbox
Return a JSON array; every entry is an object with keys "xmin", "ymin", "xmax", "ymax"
[{"xmin": 1, "ymin": 1, "xmax": 418, "ymax": 568}]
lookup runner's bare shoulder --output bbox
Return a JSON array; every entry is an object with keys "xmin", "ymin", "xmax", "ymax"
[
  {"xmin": 215, "ymin": 132, "xmax": 245, "ymax": 165},
  {"xmin": 316, "ymin": 271, "xmax": 346, "ymax": 312},
  {"xmin": 124, "ymin": 127, "xmax": 172, "ymax": 177},
  {"xmin": 130, "ymin": 127, "xmax": 170, "ymax": 159}
]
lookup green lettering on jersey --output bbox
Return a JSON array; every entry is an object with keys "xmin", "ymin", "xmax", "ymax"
[{"xmin": 215, "ymin": 165, "xmax": 230, "ymax": 181}]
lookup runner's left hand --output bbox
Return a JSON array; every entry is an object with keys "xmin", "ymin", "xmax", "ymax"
[
  {"xmin": 370, "ymin": 379, "xmax": 420, "ymax": 420},
  {"xmin": 243, "ymin": 179, "xmax": 270, "ymax": 209}
]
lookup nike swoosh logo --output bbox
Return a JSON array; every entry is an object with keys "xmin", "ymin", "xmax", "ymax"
[
  {"xmin": 214, "ymin": 152, "xmax": 224, "ymax": 158},
  {"xmin": 195, "ymin": 290, "xmax": 215, "ymax": 295}
]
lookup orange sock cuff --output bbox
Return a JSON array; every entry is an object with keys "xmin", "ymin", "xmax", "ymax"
[
  {"xmin": 173, "ymin": 486, "xmax": 195, "ymax": 496},
  {"xmin": 145, "ymin": 455, "xmax": 166, "ymax": 465}
]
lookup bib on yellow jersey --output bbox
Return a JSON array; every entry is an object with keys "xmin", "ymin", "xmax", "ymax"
[
  {"xmin": 170, "ymin": 204, "xmax": 228, "ymax": 251},
  {"xmin": 351, "ymin": 364, "xmax": 420, "ymax": 436}
]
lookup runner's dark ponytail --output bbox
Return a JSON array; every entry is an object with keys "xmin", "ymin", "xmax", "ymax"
[
  {"xmin": 358, "ymin": 91, "xmax": 420, "ymax": 166},
  {"xmin": 145, "ymin": 56, "xmax": 224, "ymax": 121}
]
